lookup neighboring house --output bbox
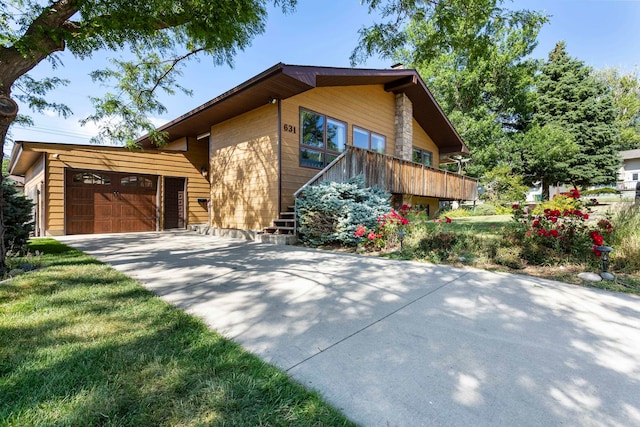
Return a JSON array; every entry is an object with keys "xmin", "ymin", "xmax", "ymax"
[
  {"xmin": 6, "ymin": 175, "xmax": 25, "ymax": 194},
  {"xmin": 617, "ymin": 149, "xmax": 640, "ymax": 198},
  {"xmin": 9, "ymin": 63, "xmax": 477, "ymax": 239}
]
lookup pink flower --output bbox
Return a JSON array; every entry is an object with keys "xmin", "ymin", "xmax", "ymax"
[
  {"xmin": 367, "ymin": 231, "xmax": 376, "ymax": 240},
  {"xmin": 583, "ymin": 214, "xmax": 589, "ymax": 220},
  {"xmin": 445, "ymin": 217, "xmax": 452, "ymax": 223},
  {"xmin": 550, "ymin": 229, "xmax": 559, "ymax": 238},
  {"xmin": 354, "ymin": 225, "xmax": 366, "ymax": 237}
]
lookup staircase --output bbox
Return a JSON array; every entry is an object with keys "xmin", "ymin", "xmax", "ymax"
[{"xmin": 260, "ymin": 207, "xmax": 297, "ymax": 245}]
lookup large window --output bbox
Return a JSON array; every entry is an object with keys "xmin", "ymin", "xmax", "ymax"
[
  {"xmin": 353, "ymin": 126, "xmax": 386, "ymax": 154},
  {"xmin": 300, "ymin": 109, "xmax": 346, "ymax": 168},
  {"xmin": 413, "ymin": 147, "xmax": 433, "ymax": 167}
]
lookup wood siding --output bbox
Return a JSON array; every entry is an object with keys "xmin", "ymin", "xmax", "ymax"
[
  {"xmin": 296, "ymin": 146, "xmax": 478, "ymax": 201},
  {"xmin": 280, "ymin": 85, "xmax": 397, "ymax": 209},
  {"xmin": 209, "ymin": 104, "xmax": 279, "ymax": 230},
  {"xmin": 22, "ymin": 141, "xmax": 209, "ymax": 235}
]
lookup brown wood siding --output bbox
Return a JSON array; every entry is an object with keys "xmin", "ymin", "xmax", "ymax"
[
  {"xmin": 25, "ymin": 141, "xmax": 209, "ymax": 235},
  {"xmin": 297, "ymin": 147, "xmax": 478, "ymax": 201},
  {"xmin": 209, "ymin": 104, "xmax": 279, "ymax": 230},
  {"xmin": 280, "ymin": 85, "xmax": 396, "ymax": 209}
]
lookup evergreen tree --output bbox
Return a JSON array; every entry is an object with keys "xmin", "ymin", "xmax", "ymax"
[{"xmin": 534, "ymin": 42, "xmax": 620, "ymax": 189}]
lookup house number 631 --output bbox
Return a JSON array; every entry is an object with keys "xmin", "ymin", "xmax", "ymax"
[{"xmin": 283, "ymin": 124, "xmax": 296, "ymax": 134}]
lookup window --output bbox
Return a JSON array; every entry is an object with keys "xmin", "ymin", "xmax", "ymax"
[
  {"xmin": 121, "ymin": 175, "xmax": 155, "ymax": 188},
  {"xmin": 73, "ymin": 172, "xmax": 111, "ymax": 185},
  {"xmin": 633, "ymin": 173, "xmax": 639, "ymax": 181},
  {"xmin": 413, "ymin": 148, "xmax": 433, "ymax": 167},
  {"xmin": 300, "ymin": 109, "xmax": 347, "ymax": 168},
  {"xmin": 353, "ymin": 126, "xmax": 386, "ymax": 154}
]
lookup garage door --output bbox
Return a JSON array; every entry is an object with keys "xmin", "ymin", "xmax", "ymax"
[{"xmin": 65, "ymin": 169, "xmax": 158, "ymax": 235}]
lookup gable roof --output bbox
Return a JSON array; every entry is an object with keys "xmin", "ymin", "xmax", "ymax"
[
  {"xmin": 621, "ymin": 149, "xmax": 640, "ymax": 160},
  {"xmin": 138, "ymin": 63, "xmax": 469, "ymax": 155}
]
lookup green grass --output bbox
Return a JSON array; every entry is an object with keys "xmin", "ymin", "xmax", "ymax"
[{"xmin": 1, "ymin": 239, "xmax": 354, "ymax": 427}]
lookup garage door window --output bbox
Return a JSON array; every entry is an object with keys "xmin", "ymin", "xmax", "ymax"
[
  {"xmin": 72, "ymin": 172, "xmax": 111, "ymax": 185},
  {"xmin": 120, "ymin": 175, "xmax": 155, "ymax": 188}
]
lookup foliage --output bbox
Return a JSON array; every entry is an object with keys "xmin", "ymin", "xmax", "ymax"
[
  {"xmin": 581, "ymin": 187, "xmax": 619, "ymax": 196},
  {"xmin": 512, "ymin": 124, "xmax": 578, "ymax": 200},
  {"xmin": 353, "ymin": 205, "xmax": 413, "ymax": 251},
  {"xmin": 534, "ymin": 42, "xmax": 620, "ymax": 189},
  {"xmin": 2, "ymin": 0, "xmax": 296, "ymax": 146},
  {"xmin": 473, "ymin": 203, "xmax": 497, "ymax": 216},
  {"xmin": 296, "ymin": 177, "xmax": 391, "ymax": 247},
  {"xmin": 2, "ymin": 177, "xmax": 33, "ymax": 256},
  {"xmin": 480, "ymin": 164, "xmax": 528, "ymax": 206},
  {"xmin": 0, "ymin": 239, "xmax": 353, "ymax": 426},
  {"xmin": 608, "ymin": 205, "xmax": 640, "ymax": 273},
  {"xmin": 439, "ymin": 208, "xmax": 472, "ymax": 218},
  {"xmin": 354, "ymin": 0, "xmax": 548, "ymax": 177},
  {"xmin": 511, "ymin": 190, "xmax": 612, "ymax": 266},
  {"xmin": 596, "ymin": 68, "xmax": 640, "ymax": 151}
]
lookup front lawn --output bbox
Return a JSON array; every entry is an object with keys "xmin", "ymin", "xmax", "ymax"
[{"xmin": 0, "ymin": 239, "xmax": 354, "ymax": 426}]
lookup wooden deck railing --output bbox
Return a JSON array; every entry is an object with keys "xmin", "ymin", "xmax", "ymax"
[{"xmin": 294, "ymin": 146, "xmax": 478, "ymax": 201}]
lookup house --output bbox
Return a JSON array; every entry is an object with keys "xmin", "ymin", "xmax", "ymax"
[
  {"xmin": 617, "ymin": 149, "xmax": 640, "ymax": 199},
  {"xmin": 9, "ymin": 63, "xmax": 477, "ymax": 239}
]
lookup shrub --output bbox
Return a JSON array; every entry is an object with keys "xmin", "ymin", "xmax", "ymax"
[
  {"xmin": 493, "ymin": 246, "xmax": 524, "ymax": 269},
  {"xmin": 512, "ymin": 195, "xmax": 610, "ymax": 267},
  {"xmin": 581, "ymin": 187, "xmax": 619, "ymax": 196},
  {"xmin": 3, "ymin": 177, "xmax": 34, "ymax": 255},
  {"xmin": 608, "ymin": 205, "xmax": 640, "ymax": 273},
  {"xmin": 439, "ymin": 208, "xmax": 471, "ymax": 218},
  {"xmin": 354, "ymin": 206, "xmax": 413, "ymax": 251},
  {"xmin": 296, "ymin": 176, "xmax": 390, "ymax": 247},
  {"xmin": 473, "ymin": 203, "xmax": 497, "ymax": 216}
]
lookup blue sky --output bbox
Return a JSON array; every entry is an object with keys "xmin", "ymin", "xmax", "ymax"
[{"xmin": 8, "ymin": 0, "xmax": 640, "ymax": 151}]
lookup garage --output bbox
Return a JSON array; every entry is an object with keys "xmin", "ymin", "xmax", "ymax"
[{"xmin": 65, "ymin": 169, "xmax": 158, "ymax": 235}]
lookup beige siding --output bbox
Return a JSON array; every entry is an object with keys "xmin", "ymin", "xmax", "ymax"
[
  {"xmin": 412, "ymin": 118, "xmax": 439, "ymax": 168},
  {"xmin": 21, "ymin": 141, "xmax": 209, "ymax": 235},
  {"xmin": 280, "ymin": 85, "xmax": 396, "ymax": 209},
  {"xmin": 24, "ymin": 156, "xmax": 46, "ymax": 236},
  {"xmin": 279, "ymin": 85, "xmax": 446, "ymax": 208},
  {"xmin": 209, "ymin": 104, "xmax": 279, "ymax": 230}
]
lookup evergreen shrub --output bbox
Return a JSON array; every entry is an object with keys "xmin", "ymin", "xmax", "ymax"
[
  {"xmin": 296, "ymin": 176, "xmax": 391, "ymax": 247},
  {"xmin": 3, "ymin": 178, "xmax": 34, "ymax": 255}
]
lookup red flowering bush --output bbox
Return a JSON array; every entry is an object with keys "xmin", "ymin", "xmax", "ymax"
[
  {"xmin": 354, "ymin": 206, "xmax": 412, "ymax": 251},
  {"xmin": 511, "ymin": 194, "xmax": 613, "ymax": 265}
]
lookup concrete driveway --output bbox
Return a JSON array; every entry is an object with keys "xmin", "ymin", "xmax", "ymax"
[{"xmin": 56, "ymin": 231, "xmax": 640, "ymax": 427}]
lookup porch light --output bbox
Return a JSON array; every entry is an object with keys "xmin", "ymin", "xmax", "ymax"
[{"xmin": 595, "ymin": 245, "xmax": 614, "ymax": 280}]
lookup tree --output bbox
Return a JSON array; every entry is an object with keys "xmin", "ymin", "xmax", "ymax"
[
  {"xmin": 596, "ymin": 68, "xmax": 640, "ymax": 151},
  {"xmin": 354, "ymin": 0, "xmax": 548, "ymax": 177},
  {"xmin": 534, "ymin": 42, "xmax": 620, "ymax": 189},
  {"xmin": 513, "ymin": 124, "xmax": 578, "ymax": 200},
  {"xmin": 0, "ymin": 0, "xmax": 296, "ymax": 274},
  {"xmin": 480, "ymin": 164, "xmax": 528, "ymax": 207}
]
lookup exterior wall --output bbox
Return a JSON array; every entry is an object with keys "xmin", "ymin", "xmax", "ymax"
[
  {"xmin": 22, "ymin": 141, "xmax": 209, "ymax": 236},
  {"xmin": 394, "ymin": 194, "xmax": 439, "ymax": 218},
  {"xmin": 280, "ymin": 85, "xmax": 397, "ymax": 209},
  {"xmin": 412, "ymin": 118, "xmax": 439, "ymax": 168},
  {"xmin": 209, "ymin": 104, "xmax": 279, "ymax": 230},
  {"xmin": 24, "ymin": 155, "xmax": 46, "ymax": 236}
]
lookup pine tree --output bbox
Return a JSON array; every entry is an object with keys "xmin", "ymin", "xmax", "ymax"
[{"xmin": 534, "ymin": 42, "xmax": 620, "ymax": 189}]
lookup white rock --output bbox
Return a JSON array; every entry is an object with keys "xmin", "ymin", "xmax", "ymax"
[{"xmin": 578, "ymin": 272, "xmax": 603, "ymax": 282}]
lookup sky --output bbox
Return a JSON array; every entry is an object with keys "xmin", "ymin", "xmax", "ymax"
[{"xmin": 7, "ymin": 0, "xmax": 640, "ymax": 154}]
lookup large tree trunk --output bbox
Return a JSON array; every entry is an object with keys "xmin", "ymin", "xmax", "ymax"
[{"xmin": 0, "ymin": 118, "xmax": 13, "ymax": 276}]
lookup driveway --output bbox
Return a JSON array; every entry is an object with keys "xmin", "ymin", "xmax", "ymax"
[{"xmin": 56, "ymin": 231, "xmax": 640, "ymax": 427}]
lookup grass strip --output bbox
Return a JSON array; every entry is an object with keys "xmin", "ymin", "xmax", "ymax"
[{"xmin": 1, "ymin": 239, "xmax": 355, "ymax": 426}]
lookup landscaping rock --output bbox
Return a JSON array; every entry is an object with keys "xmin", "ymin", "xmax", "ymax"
[
  {"xmin": 600, "ymin": 272, "xmax": 615, "ymax": 281},
  {"xmin": 578, "ymin": 272, "xmax": 602, "ymax": 282}
]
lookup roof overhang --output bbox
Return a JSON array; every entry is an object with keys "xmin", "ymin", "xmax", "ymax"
[{"xmin": 137, "ymin": 63, "xmax": 469, "ymax": 155}]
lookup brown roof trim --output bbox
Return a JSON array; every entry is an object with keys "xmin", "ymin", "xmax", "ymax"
[{"xmin": 136, "ymin": 63, "xmax": 469, "ymax": 154}]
